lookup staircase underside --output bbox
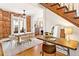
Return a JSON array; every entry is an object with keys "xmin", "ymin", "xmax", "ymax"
[{"xmin": 40, "ymin": 3, "xmax": 79, "ymax": 27}]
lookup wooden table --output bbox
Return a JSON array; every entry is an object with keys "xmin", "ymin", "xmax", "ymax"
[{"xmin": 36, "ymin": 35, "xmax": 78, "ymax": 56}]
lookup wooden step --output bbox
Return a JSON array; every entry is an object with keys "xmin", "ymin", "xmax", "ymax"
[
  {"xmin": 50, "ymin": 3, "xmax": 60, "ymax": 7},
  {"xmin": 64, "ymin": 10, "xmax": 76, "ymax": 14},
  {"xmin": 73, "ymin": 17, "xmax": 79, "ymax": 25},
  {"xmin": 57, "ymin": 6, "xmax": 68, "ymax": 13},
  {"xmin": 40, "ymin": 3, "xmax": 51, "ymax": 7},
  {"xmin": 46, "ymin": 3, "xmax": 57, "ymax": 6},
  {"xmin": 64, "ymin": 10, "xmax": 76, "ymax": 17},
  {"xmin": 57, "ymin": 6, "xmax": 68, "ymax": 10},
  {"xmin": 40, "ymin": 3, "xmax": 60, "ymax": 10},
  {"xmin": 50, "ymin": 3, "xmax": 60, "ymax": 10},
  {"xmin": 74, "ymin": 16, "xmax": 79, "ymax": 19},
  {"xmin": 74, "ymin": 19, "xmax": 79, "ymax": 26},
  {"xmin": 40, "ymin": 3, "xmax": 57, "ymax": 7}
]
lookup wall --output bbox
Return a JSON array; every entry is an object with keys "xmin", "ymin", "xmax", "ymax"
[
  {"xmin": 44, "ymin": 8, "xmax": 79, "ymax": 41},
  {"xmin": 0, "ymin": 9, "xmax": 11, "ymax": 38}
]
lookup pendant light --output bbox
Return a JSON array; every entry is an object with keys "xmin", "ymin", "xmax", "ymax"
[{"xmin": 23, "ymin": 10, "xmax": 26, "ymax": 19}]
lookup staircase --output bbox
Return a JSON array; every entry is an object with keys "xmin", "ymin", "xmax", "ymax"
[{"xmin": 40, "ymin": 3, "xmax": 79, "ymax": 27}]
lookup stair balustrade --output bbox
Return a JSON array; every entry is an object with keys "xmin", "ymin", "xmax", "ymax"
[{"xmin": 59, "ymin": 3, "xmax": 79, "ymax": 17}]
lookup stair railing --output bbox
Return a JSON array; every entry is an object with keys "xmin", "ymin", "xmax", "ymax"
[
  {"xmin": 59, "ymin": 3, "xmax": 79, "ymax": 17},
  {"xmin": 59, "ymin": 3, "xmax": 75, "ymax": 11}
]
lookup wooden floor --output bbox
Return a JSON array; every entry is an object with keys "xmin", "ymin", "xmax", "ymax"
[{"xmin": 16, "ymin": 44, "xmax": 65, "ymax": 56}]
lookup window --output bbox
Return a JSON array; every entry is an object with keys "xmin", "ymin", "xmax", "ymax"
[{"xmin": 11, "ymin": 14, "xmax": 26, "ymax": 35}]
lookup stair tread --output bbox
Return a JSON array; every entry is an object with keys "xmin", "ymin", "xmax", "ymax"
[
  {"xmin": 64, "ymin": 10, "xmax": 76, "ymax": 14},
  {"xmin": 40, "ymin": 3, "xmax": 58, "ymax": 7},
  {"xmin": 50, "ymin": 3, "xmax": 60, "ymax": 7},
  {"xmin": 74, "ymin": 16, "xmax": 79, "ymax": 19},
  {"xmin": 40, "ymin": 3, "xmax": 55, "ymax": 5},
  {"xmin": 57, "ymin": 6, "xmax": 68, "ymax": 10}
]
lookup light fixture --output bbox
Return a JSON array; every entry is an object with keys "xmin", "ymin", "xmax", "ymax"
[
  {"xmin": 23, "ymin": 10, "xmax": 26, "ymax": 18},
  {"xmin": 23, "ymin": 10, "xmax": 26, "ymax": 16}
]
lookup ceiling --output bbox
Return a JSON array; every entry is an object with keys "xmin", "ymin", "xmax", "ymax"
[{"xmin": 0, "ymin": 3, "xmax": 43, "ymax": 15}]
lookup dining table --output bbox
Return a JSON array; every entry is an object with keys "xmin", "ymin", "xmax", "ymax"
[
  {"xmin": 36, "ymin": 35, "xmax": 78, "ymax": 56},
  {"xmin": 15, "ymin": 33, "xmax": 35, "ymax": 44}
]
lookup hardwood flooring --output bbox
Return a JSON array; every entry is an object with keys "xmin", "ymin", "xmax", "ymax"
[{"xmin": 16, "ymin": 44, "xmax": 65, "ymax": 56}]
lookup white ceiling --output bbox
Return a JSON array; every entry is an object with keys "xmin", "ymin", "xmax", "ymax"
[{"xmin": 0, "ymin": 3, "xmax": 43, "ymax": 15}]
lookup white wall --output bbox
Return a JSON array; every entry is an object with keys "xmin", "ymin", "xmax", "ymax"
[{"xmin": 44, "ymin": 8, "xmax": 79, "ymax": 41}]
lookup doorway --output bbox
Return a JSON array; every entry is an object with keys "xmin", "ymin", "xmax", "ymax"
[{"xmin": 34, "ymin": 20, "xmax": 43, "ymax": 36}]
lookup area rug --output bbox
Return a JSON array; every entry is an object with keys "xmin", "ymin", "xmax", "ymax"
[{"xmin": 2, "ymin": 38, "xmax": 43, "ymax": 56}]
